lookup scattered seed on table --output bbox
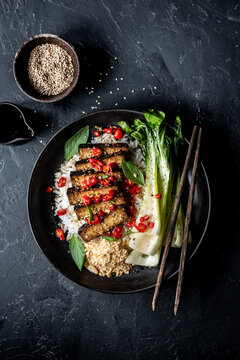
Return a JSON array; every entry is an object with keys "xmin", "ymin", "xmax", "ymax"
[
  {"xmin": 117, "ymin": 88, "xmax": 120, "ymax": 91},
  {"xmin": 120, "ymin": 77, "xmax": 123, "ymax": 80},
  {"xmin": 124, "ymin": 97, "xmax": 126, "ymax": 100},
  {"xmin": 109, "ymin": 91, "xmax": 113, "ymax": 94},
  {"xmin": 132, "ymin": 90, "xmax": 135, "ymax": 93}
]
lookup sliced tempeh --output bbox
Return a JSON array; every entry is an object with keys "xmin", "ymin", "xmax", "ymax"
[
  {"xmin": 70, "ymin": 170, "xmax": 123, "ymax": 188},
  {"xmin": 74, "ymin": 197, "xmax": 126, "ymax": 219},
  {"xmin": 79, "ymin": 206, "xmax": 128, "ymax": 242},
  {"xmin": 67, "ymin": 185, "xmax": 118, "ymax": 206},
  {"xmin": 75, "ymin": 154, "xmax": 125, "ymax": 173},
  {"xmin": 78, "ymin": 143, "xmax": 128, "ymax": 160}
]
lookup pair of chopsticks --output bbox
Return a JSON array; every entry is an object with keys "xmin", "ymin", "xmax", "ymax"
[{"xmin": 152, "ymin": 125, "xmax": 202, "ymax": 315}]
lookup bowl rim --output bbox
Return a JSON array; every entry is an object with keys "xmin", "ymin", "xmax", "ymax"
[
  {"xmin": 27, "ymin": 109, "xmax": 211, "ymax": 294},
  {"xmin": 13, "ymin": 33, "xmax": 80, "ymax": 103}
]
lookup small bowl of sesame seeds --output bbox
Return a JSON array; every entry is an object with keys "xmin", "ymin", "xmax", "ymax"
[{"xmin": 13, "ymin": 34, "xmax": 80, "ymax": 102}]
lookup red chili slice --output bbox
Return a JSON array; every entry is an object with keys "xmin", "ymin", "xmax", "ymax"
[
  {"xmin": 147, "ymin": 221, "xmax": 155, "ymax": 229},
  {"xmin": 109, "ymin": 176, "xmax": 114, "ymax": 182},
  {"xmin": 103, "ymin": 165, "xmax": 111, "ymax": 174},
  {"xmin": 85, "ymin": 214, "xmax": 102, "ymax": 225},
  {"xmin": 155, "ymin": 193, "xmax": 162, "ymax": 199},
  {"xmin": 89, "ymin": 158, "xmax": 104, "ymax": 171},
  {"xmin": 46, "ymin": 186, "xmax": 53, "ymax": 193},
  {"xmin": 108, "ymin": 204, "xmax": 115, "ymax": 211},
  {"xmin": 140, "ymin": 217, "xmax": 145, "ymax": 222},
  {"xmin": 81, "ymin": 180, "xmax": 88, "ymax": 189},
  {"xmin": 105, "ymin": 232, "xmax": 111, "ymax": 236},
  {"xmin": 100, "ymin": 177, "xmax": 111, "ymax": 186},
  {"xmin": 58, "ymin": 177, "xmax": 66, "ymax": 187},
  {"xmin": 98, "ymin": 210, "xmax": 105, "ymax": 217},
  {"xmin": 87, "ymin": 176, "xmax": 98, "ymax": 187},
  {"xmin": 104, "ymin": 128, "xmax": 113, "ymax": 134},
  {"xmin": 92, "ymin": 147, "xmax": 103, "ymax": 157},
  {"xmin": 114, "ymin": 128, "xmax": 123, "ymax": 140},
  {"xmin": 94, "ymin": 131, "xmax": 101, "ymax": 137},
  {"xmin": 137, "ymin": 223, "xmax": 147, "ymax": 233},
  {"xmin": 82, "ymin": 195, "xmax": 92, "ymax": 205},
  {"xmin": 144, "ymin": 215, "xmax": 149, "ymax": 221},
  {"xmin": 55, "ymin": 228, "xmax": 65, "ymax": 241},
  {"xmin": 129, "ymin": 206, "xmax": 136, "ymax": 216},
  {"xmin": 94, "ymin": 195, "xmax": 102, "ymax": 203},
  {"xmin": 57, "ymin": 209, "xmax": 67, "ymax": 216},
  {"xmin": 127, "ymin": 221, "xmax": 133, "ymax": 228},
  {"xmin": 112, "ymin": 226, "xmax": 123, "ymax": 239},
  {"xmin": 129, "ymin": 185, "xmax": 140, "ymax": 196},
  {"xmin": 102, "ymin": 190, "xmax": 114, "ymax": 201}
]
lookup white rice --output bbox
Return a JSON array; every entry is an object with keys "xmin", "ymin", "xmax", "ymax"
[{"xmin": 53, "ymin": 132, "xmax": 145, "ymax": 241}]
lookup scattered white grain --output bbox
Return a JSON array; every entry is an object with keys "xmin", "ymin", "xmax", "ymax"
[{"xmin": 109, "ymin": 91, "xmax": 113, "ymax": 94}]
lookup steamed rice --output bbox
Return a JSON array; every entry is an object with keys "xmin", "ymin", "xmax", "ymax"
[{"xmin": 53, "ymin": 130, "xmax": 145, "ymax": 276}]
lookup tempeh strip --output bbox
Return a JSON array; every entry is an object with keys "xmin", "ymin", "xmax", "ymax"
[{"xmin": 75, "ymin": 197, "xmax": 126, "ymax": 219}]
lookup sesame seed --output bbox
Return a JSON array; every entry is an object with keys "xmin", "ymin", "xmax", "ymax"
[
  {"xmin": 115, "ymin": 77, "xmax": 118, "ymax": 81},
  {"xmin": 98, "ymin": 96, "xmax": 101, "ymax": 98},
  {"xmin": 120, "ymin": 77, "xmax": 123, "ymax": 80},
  {"xmin": 109, "ymin": 91, "xmax": 113, "ymax": 94},
  {"xmin": 110, "ymin": 66, "xmax": 114, "ymax": 69},
  {"xmin": 154, "ymin": 86, "xmax": 157, "ymax": 89},
  {"xmin": 86, "ymin": 86, "xmax": 88, "ymax": 89},
  {"xmin": 105, "ymin": 73, "xmax": 108, "ymax": 76},
  {"xmin": 117, "ymin": 88, "xmax": 120, "ymax": 90},
  {"xmin": 115, "ymin": 103, "xmax": 118, "ymax": 106},
  {"xmin": 132, "ymin": 90, "xmax": 135, "ymax": 93},
  {"xmin": 123, "ymin": 97, "xmax": 126, "ymax": 99},
  {"xmin": 143, "ymin": 87, "xmax": 146, "ymax": 90},
  {"xmin": 82, "ymin": 111, "xmax": 86, "ymax": 114},
  {"xmin": 114, "ymin": 56, "xmax": 117, "ymax": 60},
  {"xmin": 99, "ymin": 79, "xmax": 102, "ymax": 83}
]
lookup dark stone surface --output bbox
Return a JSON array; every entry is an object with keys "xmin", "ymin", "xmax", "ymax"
[{"xmin": 0, "ymin": 0, "xmax": 240, "ymax": 359}]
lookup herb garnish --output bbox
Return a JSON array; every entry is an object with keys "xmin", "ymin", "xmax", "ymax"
[
  {"xmin": 69, "ymin": 235, "xmax": 85, "ymax": 271},
  {"xmin": 103, "ymin": 235, "xmax": 118, "ymax": 242},
  {"xmin": 86, "ymin": 205, "xmax": 94, "ymax": 222},
  {"xmin": 64, "ymin": 125, "xmax": 89, "ymax": 161},
  {"xmin": 121, "ymin": 159, "xmax": 145, "ymax": 186},
  {"xmin": 124, "ymin": 229, "xmax": 133, "ymax": 236},
  {"xmin": 141, "ymin": 254, "xmax": 148, "ymax": 258}
]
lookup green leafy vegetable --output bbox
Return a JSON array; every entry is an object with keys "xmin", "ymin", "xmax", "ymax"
[
  {"xmin": 121, "ymin": 159, "xmax": 145, "ymax": 186},
  {"xmin": 65, "ymin": 125, "xmax": 89, "ymax": 161},
  {"xmin": 69, "ymin": 235, "xmax": 85, "ymax": 271},
  {"xmin": 141, "ymin": 254, "xmax": 148, "ymax": 258},
  {"xmin": 118, "ymin": 110, "xmax": 186, "ymax": 262},
  {"xmin": 124, "ymin": 229, "xmax": 133, "ymax": 236},
  {"xmin": 103, "ymin": 235, "xmax": 117, "ymax": 242},
  {"xmin": 86, "ymin": 205, "xmax": 94, "ymax": 222}
]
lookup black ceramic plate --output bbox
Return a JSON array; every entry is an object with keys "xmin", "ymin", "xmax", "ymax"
[{"xmin": 28, "ymin": 109, "xmax": 211, "ymax": 293}]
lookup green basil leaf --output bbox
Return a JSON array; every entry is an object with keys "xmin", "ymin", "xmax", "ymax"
[
  {"xmin": 121, "ymin": 158, "xmax": 145, "ymax": 186},
  {"xmin": 65, "ymin": 125, "xmax": 89, "ymax": 161},
  {"xmin": 101, "ymin": 174, "xmax": 109, "ymax": 179},
  {"xmin": 103, "ymin": 235, "xmax": 118, "ymax": 242},
  {"xmin": 69, "ymin": 235, "xmax": 85, "ymax": 271},
  {"xmin": 86, "ymin": 205, "xmax": 94, "ymax": 222},
  {"xmin": 124, "ymin": 229, "xmax": 132, "ymax": 236},
  {"xmin": 141, "ymin": 254, "xmax": 148, "ymax": 258}
]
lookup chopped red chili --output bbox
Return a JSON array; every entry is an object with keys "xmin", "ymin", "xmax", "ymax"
[
  {"xmin": 147, "ymin": 221, "xmax": 154, "ymax": 229},
  {"xmin": 99, "ymin": 177, "xmax": 111, "ymax": 186},
  {"xmin": 94, "ymin": 195, "xmax": 102, "ymax": 203},
  {"xmin": 55, "ymin": 228, "xmax": 65, "ymax": 241},
  {"xmin": 92, "ymin": 147, "xmax": 103, "ymax": 157},
  {"xmin": 57, "ymin": 209, "xmax": 67, "ymax": 216},
  {"xmin": 104, "ymin": 128, "xmax": 113, "ymax": 134},
  {"xmin": 108, "ymin": 204, "xmax": 115, "ymax": 211},
  {"xmin": 140, "ymin": 217, "xmax": 145, "ymax": 222},
  {"xmin": 114, "ymin": 128, "xmax": 123, "ymax": 140},
  {"xmin": 102, "ymin": 190, "xmax": 114, "ymax": 202},
  {"xmin": 87, "ymin": 176, "xmax": 98, "ymax": 187},
  {"xmin": 85, "ymin": 214, "xmax": 101, "ymax": 225},
  {"xmin": 137, "ymin": 223, "xmax": 147, "ymax": 233},
  {"xmin": 58, "ymin": 177, "xmax": 66, "ymax": 187},
  {"xmin": 81, "ymin": 180, "xmax": 88, "ymax": 189},
  {"xmin": 82, "ymin": 195, "xmax": 92, "ymax": 205},
  {"xmin": 144, "ymin": 215, "xmax": 149, "ymax": 221},
  {"xmin": 113, "ymin": 226, "xmax": 123, "ymax": 239},
  {"xmin": 155, "ymin": 193, "xmax": 162, "ymax": 199},
  {"xmin": 89, "ymin": 158, "xmax": 104, "ymax": 171},
  {"xmin": 46, "ymin": 186, "xmax": 53, "ymax": 193},
  {"xmin": 98, "ymin": 210, "xmax": 105, "ymax": 217},
  {"xmin": 94, "ymin": 130, "xmax": 101, "ymax": 137}
]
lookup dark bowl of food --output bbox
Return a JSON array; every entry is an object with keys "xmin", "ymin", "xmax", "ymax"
[{"xmin": 13, "ymin": 34, "xmax": 80, "ymax": 102}]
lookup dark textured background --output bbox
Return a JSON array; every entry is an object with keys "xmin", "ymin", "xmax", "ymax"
[{"xmin": 0, "ymin": 0, "xmax": 240, "ymax": 359}]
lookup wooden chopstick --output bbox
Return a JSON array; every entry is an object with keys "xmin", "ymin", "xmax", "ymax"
[
  {"xmin": 152, "ymin": 125, "xmax": 199, "ymax": 311},
  {"xmin": 174, "ymin": 127, "xmax": 202, "ymax": 316}
]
